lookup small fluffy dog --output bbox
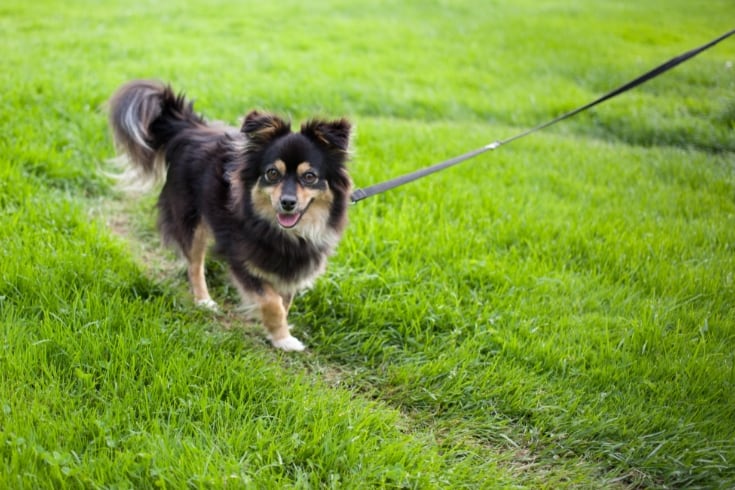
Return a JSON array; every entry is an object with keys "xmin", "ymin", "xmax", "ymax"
[{"xmin": 108, "ymin": 80, "xmax": 352, "ymax": 351}]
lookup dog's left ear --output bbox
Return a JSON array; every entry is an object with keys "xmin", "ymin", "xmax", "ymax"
[
  {"xmin": 241, "ymin": 110, "xmax": 291, "ymax": 143},
  {"xmin": 301, "ymin": 118, "xmax": 352, "ymax": 157}
]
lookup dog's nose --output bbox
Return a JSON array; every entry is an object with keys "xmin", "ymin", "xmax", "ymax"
[{"xmin": 280, "ymin": 195, "xmax": 297, "ymax": 212}]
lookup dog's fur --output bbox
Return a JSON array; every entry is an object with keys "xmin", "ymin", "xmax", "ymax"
[{"xmin": 108, "ymin": 80, "xmax": 352, "ymax": 351}]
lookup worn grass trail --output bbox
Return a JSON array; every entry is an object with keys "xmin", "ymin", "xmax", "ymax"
[{"xmin": 2, "ymin": 1, "xmax": 734, "ymax": 488}]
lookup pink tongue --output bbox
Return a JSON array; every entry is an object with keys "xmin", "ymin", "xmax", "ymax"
[{"xmin": 277, "ymin": 213, "xmax": 300, "ymax": 228}]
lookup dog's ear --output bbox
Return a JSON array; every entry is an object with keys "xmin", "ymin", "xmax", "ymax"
[
  {"xmin": 241, "ymin": 110, "xmax": 291, "ymax": 143},
  {"xmin": 301, "ymin": 118, "xmax": 352, "ymax": 157}
]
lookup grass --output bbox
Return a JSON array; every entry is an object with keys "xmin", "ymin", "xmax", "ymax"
[{"xmin": 1, "ymin": 0, "xmax": 734, "ymax": 488}]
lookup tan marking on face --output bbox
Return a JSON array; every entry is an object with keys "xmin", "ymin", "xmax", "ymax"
[
  {"xmin": 293, "ymin": 162, "xmax": 317, "ymax": 210},
  {"xmin": 296, "ymin": 182, "xmax": 319, "ymax": 207},
  {"xmin": 295, "ymin": 182, "xmax": 336, "ymax": 246},
  {"xmin": 273, "ymin": 159, "xmax": 286, "ymax": 175},
  {"xmin": 251, "ymin": 179, "xmax": 280, "ymax": 222},
  {"xmin": 293, "ymin": 161, "xmax": 323, "ymax": 208},
  {"xmin": 296, "ymin": 162, "xmax": 312, "ymax": 176}
]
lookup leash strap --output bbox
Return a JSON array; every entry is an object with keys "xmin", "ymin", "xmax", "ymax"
[{"xmin": 350, "ymin": 28, "xmax": 735, "ymax": 204}]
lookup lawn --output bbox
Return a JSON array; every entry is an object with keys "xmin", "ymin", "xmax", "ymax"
[{"xmin": 1, "ymin": 0, "xmax": 734, "ymax": 488}]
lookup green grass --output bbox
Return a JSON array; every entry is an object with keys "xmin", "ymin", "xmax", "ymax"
[{"xmin": 1, "ymin": 0, "xmax": 734, "ymax": 488}]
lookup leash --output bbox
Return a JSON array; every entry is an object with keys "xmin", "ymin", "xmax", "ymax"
[{"xmin": 350, "ymin": 28, "xmax": 735, "ymax": 204}]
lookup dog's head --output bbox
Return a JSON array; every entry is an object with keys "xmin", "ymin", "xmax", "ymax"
[{"xmin": 235, "ymin": 111, "xmax": 352, "ymax": 241}]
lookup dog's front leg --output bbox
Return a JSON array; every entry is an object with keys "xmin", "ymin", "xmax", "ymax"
[
  {"xmin": 258, "ymin": 286, "xmax": 305, "ymax": 352},
  {"xmin": 229, "ymin": 264, "xmax": 305, "ymax": 352}
]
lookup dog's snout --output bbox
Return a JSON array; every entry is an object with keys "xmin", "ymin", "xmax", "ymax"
[{"xmin": 280, "ymin": 195, "xmax": 297, "ymax": 212}]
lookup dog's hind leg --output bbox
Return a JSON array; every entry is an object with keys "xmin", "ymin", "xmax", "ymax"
[{"xmin": 187, "ymin": 223, "xmax": 217, "ymax": 311}]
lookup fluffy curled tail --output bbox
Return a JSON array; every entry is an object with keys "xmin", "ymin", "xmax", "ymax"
[{"xmin": 108, "ymin": 80, "xmax": 203, "ymax": 190}]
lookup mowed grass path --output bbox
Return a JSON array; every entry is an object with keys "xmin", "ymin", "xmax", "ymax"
[{"xmin": 2, "ymin": 1, "xmax": 734, "ymax": 488}]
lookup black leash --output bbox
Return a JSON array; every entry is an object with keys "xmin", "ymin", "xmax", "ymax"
[{"xmin": 350, "ymin": 28, "xmax": 735, "ymax": 204}]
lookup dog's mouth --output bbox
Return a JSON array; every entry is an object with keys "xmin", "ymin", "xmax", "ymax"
[
  {"xmin": 277, "ymin": 212, "xmax": 303, "ymax": 229},
  {"xmin": 276, "ymin": 199, "xmax": 313, "ymax": 229}
]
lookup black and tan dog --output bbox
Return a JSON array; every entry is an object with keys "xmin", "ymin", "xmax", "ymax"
[{"xmin": 108, "ymin": 80, "xmax": 352, "ymax": 351}]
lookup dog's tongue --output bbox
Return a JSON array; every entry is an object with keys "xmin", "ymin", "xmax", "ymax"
[{"xmin": 277, "ymin": 213, "xmax": 301, "ymax": 228}]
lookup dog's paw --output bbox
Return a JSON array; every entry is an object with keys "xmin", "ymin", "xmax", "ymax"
[
  {"xmin": 270, "ymin": 335, "xmax": 306, "ymax": 352},
  {"xmin": 196, "ymin": 298, "xmax": 219, "ymax": 312}
]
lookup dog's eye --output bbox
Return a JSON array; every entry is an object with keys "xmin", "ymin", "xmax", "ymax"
[
  {"xmin": 301, "ymin": 171, "xmax": 318, "ymax": 185},
  {"xmin": 264, "ymin": 168, "xmax": 281, "ymax": 182}
]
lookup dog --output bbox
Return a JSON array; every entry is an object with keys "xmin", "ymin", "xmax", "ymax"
[{"xmin": 108, "ymin": 80, "xmax": 352, "ymax": 351}]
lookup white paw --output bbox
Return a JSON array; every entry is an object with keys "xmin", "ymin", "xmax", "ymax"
[
  {"xmin": 196, "ymin": 298, "xmax": 219, "ymax": 312},
  {"xmin": 270, "ymin": 335, "xmax": 306, "ymax": 352}
]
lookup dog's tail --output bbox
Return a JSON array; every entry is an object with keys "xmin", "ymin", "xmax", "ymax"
[{"xmin": 108, "ymin": 80, "xmax": 204, "ymax": 190}]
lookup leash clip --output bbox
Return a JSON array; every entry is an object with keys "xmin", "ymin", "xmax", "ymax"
[{"xmin": 350, "ymin": 188, "xmax": 367, "ymax": 204}]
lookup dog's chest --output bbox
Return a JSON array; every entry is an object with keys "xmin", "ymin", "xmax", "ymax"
[{"xmin": 245, "ymin": 252, "xmax": 327, "ymax": 296}]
